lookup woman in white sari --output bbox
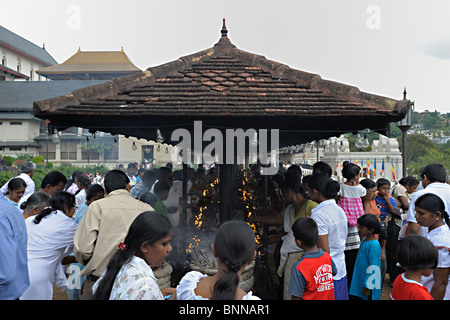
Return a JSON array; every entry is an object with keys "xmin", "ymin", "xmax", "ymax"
[{"xmin": 20, "ymin": 191, "xmax": 78, "ymax": 300}]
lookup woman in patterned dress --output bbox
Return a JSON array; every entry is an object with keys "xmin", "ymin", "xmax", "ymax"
[{"xmin": 93, "ymin": 211, "xmax": 173, "ymax": 300}]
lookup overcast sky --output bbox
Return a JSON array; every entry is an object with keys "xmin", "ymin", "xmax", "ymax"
[{"xmin": 3, "ymin": 0, "xmax": 450, "ymax": 113}]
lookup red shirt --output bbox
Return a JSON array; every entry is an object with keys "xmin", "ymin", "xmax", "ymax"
[
  {"xmin": 390, "ymin": 274, "xmax": 433, "ymax": 300},
  {"xmin": 289, "ymin": 249, "xmax": 336, "ymax": 300}
]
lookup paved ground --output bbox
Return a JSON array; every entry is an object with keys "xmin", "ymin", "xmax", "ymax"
[
  {"xmin": 380, "ymin": 275, "xmax": 393, "ymax": 300},
  {"xmin": 52, "ymin": 262, "xmax": 393, "ymax": 300},
  {"xmin": 52, "ymin": 285, "xmax": 68, "ymax": 300}
]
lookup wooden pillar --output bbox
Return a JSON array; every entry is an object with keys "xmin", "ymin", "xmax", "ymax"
[
  {"xmin": 262, "ymin": 173, "xmax": 269, "ymax": 264},
  {"xmin": 181, "ymin": 163, "xmax": 188, "ymax": 231},
  {"xmin": 219, "ymin": 163, "xmax": 232, "ymax": 224}
]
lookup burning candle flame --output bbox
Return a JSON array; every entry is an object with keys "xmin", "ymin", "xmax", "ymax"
[{"xmin": 187, "ymin": 171, "xmax": 261, "ymax": 259}]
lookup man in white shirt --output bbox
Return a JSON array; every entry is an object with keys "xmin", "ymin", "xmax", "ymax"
[
  {"xmin": 406, "ymin": 163, "xmax": 450, "ymax": 236},
  {"xmin": 0, "ymin": 161, "xmax": 35, "ymax": 198},
  {"xmin": 126, "ymin": 163, "xmax": 137, "ymax": 185}
]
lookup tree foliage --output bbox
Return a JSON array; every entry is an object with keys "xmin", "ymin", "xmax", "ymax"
[
  {"xmin": 398, "ymin": 134, "xmax": 450, "ymax": 176},
  {"xmin": 394, "ymin": 110, "xmax": 450, "ymax": 177}
]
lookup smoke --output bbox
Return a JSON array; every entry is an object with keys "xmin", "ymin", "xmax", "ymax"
[{"xmin": 166, "ymin": 227, "xmax": 217, "ymax": 271}]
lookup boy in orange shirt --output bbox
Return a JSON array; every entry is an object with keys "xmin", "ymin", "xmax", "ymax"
[{"xmin": 289, "ymin": 217, "xmax": 337, "ymax": 300}]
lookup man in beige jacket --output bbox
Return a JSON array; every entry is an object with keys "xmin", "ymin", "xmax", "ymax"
[{"xmin": 73, "ymin": 169, "xmax": 153, "ymax": 300}]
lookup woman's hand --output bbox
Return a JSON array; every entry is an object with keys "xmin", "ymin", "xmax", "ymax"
[{"xmin": 161, "ymin": 287, "xmax": 177, "ymax": 300}]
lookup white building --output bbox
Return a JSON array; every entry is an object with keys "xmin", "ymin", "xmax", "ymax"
[
  {"xmin": 321, "ymin": 135, "xmax": 403, "ymax": 183},
  {"xmin": 0, "ymin": 25, "xmax": 57, "ymax": 81},
  {"xmin": 0, "ymin": 81, "xmax": 107, "ymax": 157},
  {"xmin": 0, "ymin": 26, "xmax": 176, "ymax": 167},
  {"xmin": 281, "ymin": 134, "xmax": 403, "ymax": 183},
  {"xmin": 0, "ymin": 80, "xmax": 176, "ymax": 167}
]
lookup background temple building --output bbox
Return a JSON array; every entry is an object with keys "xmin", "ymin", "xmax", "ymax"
[
  {"xmin": 0, "ymin": 25, "xmax": 172, "ymax": 166},
  {"xmin": 36, "ymin": 49, "xmax": 141, "ymax": 80},
  {"xmin": 0, "ymin": 25, "xmax": 57, "ymax": 81},
  {"xmin": 0, "ymin": 79, "xmax": 174, "ymax": 166}
]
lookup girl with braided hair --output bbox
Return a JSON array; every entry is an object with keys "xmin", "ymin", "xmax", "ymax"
[
  {"xmin": 20, "ymin": 191, "xmax": 77, "ymax": 300},
  {"xmin": 177, "ymin": 220, "xmax": 260, "ymax": 300},
  {"xmin": 308, "ymin": 173, "xmax": 348, "ymax": 300}
]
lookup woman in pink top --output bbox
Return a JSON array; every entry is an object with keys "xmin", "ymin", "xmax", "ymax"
[{"xmin": 337, "ymin": 162, "xmax": 366, "ymax": 288}]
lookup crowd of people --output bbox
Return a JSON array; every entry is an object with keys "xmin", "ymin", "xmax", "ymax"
[
  {"xmin": 251, "ymin": 161, "xmax": 449, "ymax": 300},
  {"xmin": 0, "ymin": 159, "xmax": 448, "ymax": 301}
]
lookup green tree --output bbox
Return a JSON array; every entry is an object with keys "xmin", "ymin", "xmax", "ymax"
[
  {"xmin": 398, "ymin": 133, "xmax": 450, "ymax": 176},
  {"xmin": 389, "ymin": 123, "xmax": 402, "ymax": 139},
  {"xmin": 411, "ymin": 111, "xmax": 419, "ymax": 125},
  {"xmin": 0, "ymin": 171, "xmax": 14, "ymax": 187},
  {"xmin": 399, "ymin": 134, "xmax": 435, "ymax": 163},
  {"xmin": 407, "ymin": 148, "xmax": 450, "ymax": 176},
  {"xmin": 421, "ymin": 111, "xmax": 434, "ymax": 129}
]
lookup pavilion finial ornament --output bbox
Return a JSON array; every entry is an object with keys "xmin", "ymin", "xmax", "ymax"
[{"xmin": 221, "ymin": 18, "xmax": 228, "ymax": 37}]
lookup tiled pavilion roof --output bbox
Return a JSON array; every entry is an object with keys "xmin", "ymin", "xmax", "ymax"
[{"xmin": 33, "ymin": 19, "xmax": 410, "ymax": 147}]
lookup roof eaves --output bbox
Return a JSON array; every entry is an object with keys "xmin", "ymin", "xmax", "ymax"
[
  {"xmin": 0, "ymin": 40, "xmax": 55, "ymax": 67},
  {"xmin": 0, "ymin": 64, "xmax": 29, "ymax": 79},
  {"xmin": 33, "ymin": 20, "xmax": 407, "ymax": 123}
]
